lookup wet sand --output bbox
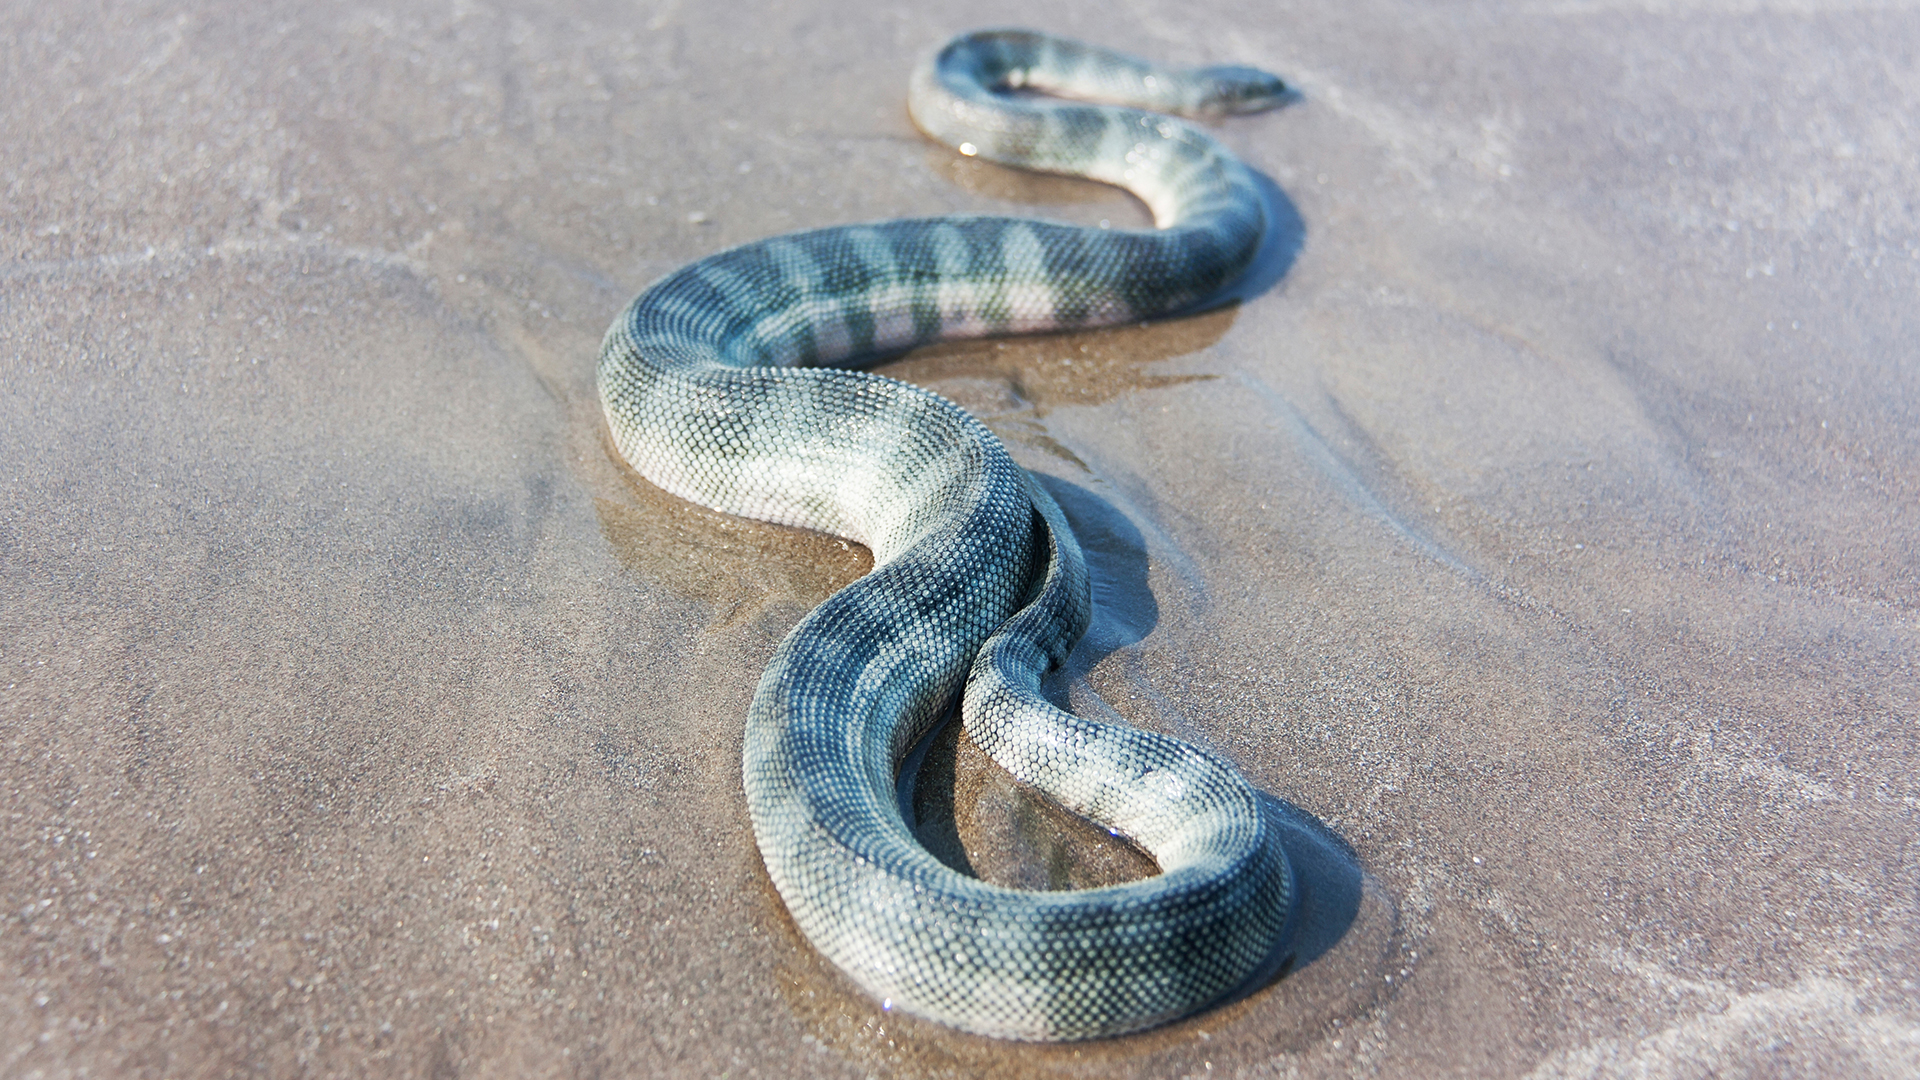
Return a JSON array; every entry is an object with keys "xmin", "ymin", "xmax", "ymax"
[{"xmin": 4, "ymin": 1, "xmax": 1917, "ymax": 1077}]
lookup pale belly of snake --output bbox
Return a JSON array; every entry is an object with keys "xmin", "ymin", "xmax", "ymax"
[{"xmin": 597, "ymin": 28, "xmax": 1295, "ymax": 1041}]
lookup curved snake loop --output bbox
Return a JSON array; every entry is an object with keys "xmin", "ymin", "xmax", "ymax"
[{"xmin": 598, "ymin": 29, "xmax": 1293, "ymax": 1040}]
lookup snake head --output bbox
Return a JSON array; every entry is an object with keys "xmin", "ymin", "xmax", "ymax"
[{"xmin": 1192, "ymin": 65, "xmax": 1289, "ymax": 116}]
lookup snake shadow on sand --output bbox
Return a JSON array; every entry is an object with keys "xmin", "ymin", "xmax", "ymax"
[
  {"xmin": 1174, "ymin": 161, "xmax": 1365, "ymax": 993},
  {"xmin": 1040, "ymin": 468, "xmax": 1363, "ymax": 995}
]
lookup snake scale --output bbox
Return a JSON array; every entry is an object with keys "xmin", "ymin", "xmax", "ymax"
[{"xmin": 598, "ymin": 29, "xmax": 1293, "ymax": 1040}]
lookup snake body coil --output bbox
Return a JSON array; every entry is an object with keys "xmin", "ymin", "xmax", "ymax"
[{"xmin": 598, "ymin": 29, "xmax": 1293, "ymax": 1040}]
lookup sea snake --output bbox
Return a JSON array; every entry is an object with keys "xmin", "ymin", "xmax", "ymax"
[{"xmin": 598, "ymin": 29, "xmax": 1294, "ymax": 1041}]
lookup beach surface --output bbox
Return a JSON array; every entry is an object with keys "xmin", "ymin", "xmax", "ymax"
[{"xmin": 4, "ymin": 1, "xmax": 1917, "ymax": 1076}]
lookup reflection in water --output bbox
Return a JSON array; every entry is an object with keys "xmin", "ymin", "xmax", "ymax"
[
  {"xmin": 927, "ymin": 147, "xmax": 1151, "ymax": 221},
  {"xmin": 906, "ymin": 717, "xmax": 1161, "ymax": 890},
  {"xmin": 878, "ymin": 308, "xmax": 1236, "ymax": 469},
  {"xmin": 593, "ymin": 452, "xmax": 871, "ymax": 622},
  {"xmin": 881, "ymin": 306, "xmax": 1235, "ymax": 415}
]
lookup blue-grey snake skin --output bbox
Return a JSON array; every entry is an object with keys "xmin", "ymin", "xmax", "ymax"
[{"xmin": 597, "ymin": 29, "xmax": 1293, "ymax": 1041}]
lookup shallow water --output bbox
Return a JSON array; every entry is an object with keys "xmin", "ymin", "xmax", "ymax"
[{"xmin": 4, "ymin": 1, "xmax": 1917, "ymax": 1077}]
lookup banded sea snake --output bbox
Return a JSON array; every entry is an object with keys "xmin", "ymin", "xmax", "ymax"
[{"xmin": 598, "ymin": 29, "xmax": 1294, "ymax": 1041}]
